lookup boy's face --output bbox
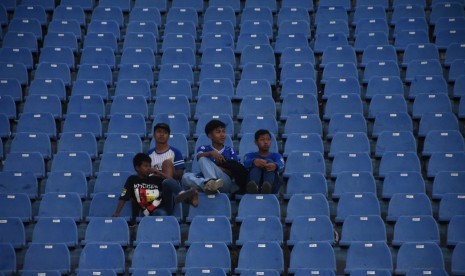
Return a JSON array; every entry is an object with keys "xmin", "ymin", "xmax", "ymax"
[
  {"xmin": 136, "ymin": 161, "xmax": 152, "ymax": 177},
  {"xmin": 153, "ymin": 128, "xmax": 169, "ymax": 144},
  {"xmin": 255, "ymin": 134, "xmax": 271, "ymax": 152},
  {"xmin": 208, "ymin": 127, "xmax": 226, "ymax": 145}
]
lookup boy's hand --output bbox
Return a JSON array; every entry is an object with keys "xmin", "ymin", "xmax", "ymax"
[
  {"xmin": 253, "ymin": 158, "xmax": 267, "ymax": 168},
  {"xmin": 210, "ymin": 151, "xmax": 226, "ymax": 164},
  {"xmin": 264, "ymin": 163, "xmax": 277, "ymax": 171}
]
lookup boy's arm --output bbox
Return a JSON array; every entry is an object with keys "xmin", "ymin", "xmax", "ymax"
[{"xmin": 112, "ymin": 199, "xmax": 126, "ymax": 217}]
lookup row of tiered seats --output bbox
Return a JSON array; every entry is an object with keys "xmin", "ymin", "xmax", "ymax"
[{"xmin": 1, "ymin": 0, "xmax": 465, "ymax": 275}]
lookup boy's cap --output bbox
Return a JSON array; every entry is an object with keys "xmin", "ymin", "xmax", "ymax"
[{"xmin": 154, "ymin": 123, "xmax": 170, "ymax": 133}]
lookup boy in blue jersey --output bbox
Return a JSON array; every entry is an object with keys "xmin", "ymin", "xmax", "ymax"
[
  {"xmin": 182, "ymin": 119, "xmax": 243, "ymax": 194},
  {"xmin": 243, "ymin": 129, "xmax": 284, "ymax": 194}
]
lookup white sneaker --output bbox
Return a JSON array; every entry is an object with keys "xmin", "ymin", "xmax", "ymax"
[{"xmin": 204, "ymin": 178, "xmax": 224, "ymax": 193}]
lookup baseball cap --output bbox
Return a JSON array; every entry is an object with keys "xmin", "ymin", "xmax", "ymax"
[{"xmin": 153, "ymin": 123, "xmax": 170, "ymax": 133}]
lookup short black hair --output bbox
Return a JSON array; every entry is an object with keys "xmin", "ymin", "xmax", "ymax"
[
  {"xmin": 204, "ymin": 119, "xmax": 226, "ymax": 135},
  {"xmin": 133, "ymin": 152, "xmax": 152, "ymax": 170},
  {"xmin": 153, "ymin": 123, "xmax": 170, "ymax": 134},
  {"xmin": 254, "ymin": 129, "xmax": 271, "ymax": 140}
]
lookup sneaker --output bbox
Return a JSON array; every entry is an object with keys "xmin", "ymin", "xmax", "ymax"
[
  {"xmin": 246, "ymin": 181, "xmax": 259, "ymax": 194},
  {"xmin": 204, "ymin": 178, "xmax": 223, "ymax": 193},
  {"xmin": 175, "ymin": 187, "xmax": 198, "ymax": 207},
  {"xmin": 261, "ymin": 181, "xmax": 272, "ymax": 194}
]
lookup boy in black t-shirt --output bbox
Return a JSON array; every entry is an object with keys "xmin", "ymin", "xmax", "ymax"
[{"xmin": 113, "ymin": 153, "xmax": 197, "ymax": 221}]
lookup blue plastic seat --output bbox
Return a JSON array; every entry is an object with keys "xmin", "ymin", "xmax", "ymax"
[
  {"xmin": 40, "ymin": 47, "xmax": 75, "ymax": 71},
  {"xmin": 134, "ymin": 216, "xmax": 180, "ymax": 246},
  {"xmin": 0, "ymin": 171, "xmax": 37, "ymax": 199},
  {"xmin": 345, "ymin": 242, "xmax": 393, "ymax": 274},
  {"xmin": 331, "ymin": 152, "xmax": 373, "ymax": 178},
  {"xmin": 151, "ymin": 114, "xmax": 190, "ymax": 139},
  {"xmin": 113, "ymin": 80, "xmax": 151, "ymax": 101},
  {"xmin": 92, "ymin": 171, "xmax": 131, "ymax": 198},
  {"xmin": 83, "ymin": 33, "xmax": 117, "ymax": 54},
  {"xmin": 202, "ymin": 20, "xmax": 235, "ymax": 39},
  {"xmin": 402, "ymin": 43, "xmax": 439, "ymax": 67},
  {"xmin": 183, "ymin": 242, "xmax": 230, "ymax": 273},
  {"xmin": 171, "ymin": 0, "xmax": 204, "ymax": 12},
  {"xmin": 22, "ymin": 94, "xmax": 62, "ymax": 120},
  {"xmin": 449, "ymin": 59, "xmax": 465, "ymax": 83},
  {"xmin": 0, "ymin": 193, "xmax": 32, "ymax": 222},
  {"xmin": 43, "ymin": 32, "xmax": 78, "ymax": 54},
  {"xmin": 32, "ymin": 217, "xmax": 78, "ymax": 247},
  {"xmin": 382, "ymin": 172, "xmax": 425, "ymax": 199},
  {"xmin": 80, "ymin": 46, "xmax": 116, "ymax": 69},
  {"xmin": 106, "ymin": 113, "xmax": 146, "ymax": 137},
  {"xmin": 405, "ymin": 60, "xmax": 443, "ymax": 83},
  {"xmin": 201, "ymin": 47, "xmax": 235, "ymax": 68},
  {"xmin": 322, "ymin": 77, "xmax": 361, "ymax": 99},
  {"xmin": 315, "ymin": 20, "xmax": 349, "ymax": 38},
  {"xmin": 37, "ymin": 192, "xmax": 83, "ymax": 221},
  {"xmin": 280, "ymin": 93, "xmax": 318, "ymax": 120},
  {"xmin": 2, "ymin": 32, "xmax": 38, "ymax": 55},
  {"xmin": 410, "ymin": 76, "xmax": 448, "ymax": 99},
  {"xmin": 392, "ymin": 216, "xmax": 440, "ymax": 246},
  {"xmin": 244, "ymin": 0, "xmax": 277, "ymax": 12},
  {"xmin": 194, "ymin": 94, "xmax": 233, "ymax": 120},
  {"xmin": 433, "ymin": 172, "xmax": 465, "ymax": 200},
  {"xmin": 0, "ymin": 216, "xmax": 25, "ymax": 248},
  {"xmin": 153, "ymin": 80, "xmax": 191, "ymax": 101},
  {"xmin": 82, "ymin": 217, "xmax": 129, "ymax": 246},
  {"xmin": 161, "ymin": 34, "xmax": 195, "ymax": 54},
  {"xmin": 166, "ymin": 7, "xmax": 198, "ymax": 25},
  {"xmin": 327, "ymin": 113, "xmax": 367, "ymax": 139},
  {"xmin": 391, "ymin": 4, "xmax": 425, "ymax": 25},
  {"xmin": 13, "ymin": 4, "xmax": 46, "ymax": 25},
  {"xmin": 0, "ymin": 47, "xmax": 33, "ymax": 70},
  {"xmin": 395, "ymin": 30, "xmax": 430, "ymax": 51},
  {"xmin": 396, "ymin": 242, "xmax": 444, "ymax": 274},
  {"xmin": 428, "ymin": 151, "xmax": 465, "ymax": 177},
  {"xmin": 378, "ymin": 152, "xmax": 421, "ymax": 178},
  {"xmin": 452, "ymin": 242, "xmax": 465, "ymax": 275},
  {"xmin": 240, "ymin": 7, "xmax": 273, "ymax": 26},
  {"xmin": 198, "ymin": 63, "xmax": 234, "ymax": 85},
  {"xmin": 240, "ymin": 63, "xmax": 276, "ymax": 86},
  {"xmin": 186, "ymin": 193, "xmax": 231, "ymax": 222},
  {"xmin": 117, "ymin": 63, "xmax": 154, "ymax": 86},
  {"xmin": 360, "ymin": 45, "xmax": 397, "ymax": 67},
  {"xmin": 22, "ymin": 243, "xmax": 70, "ymax": 274},
  {"xmin": 355, "ymin": 18, "xmax": 389, "ymax": 37},
  {"xmin": 430, "ymin": 2, "xmax": 465, "ymax": 25},
  {"xmin": 87, "ymin": 192, "xmax": 132, "ymax": 221},
  {"xmin": 281, "ymin": 63, "xmax": 316, "ymax": 85},
  {"xmin": 76, "ymin": 64, "xmax": 113, "ymax": 86},
  {"xmin": 333, "ymin": 172, "xmax": 376, "ymax": 199},
  {"xmin": 368, "ymin": 95, "xmax": 408, "ymax": 119},
  {"xmin": 277, "ymin": 7, "xmax": 310, "ymax": 25},
  {"xmin": 239, "ymin": 115, "xmax": 278, "ymax": 138},
  {"xmin": 209, "ymin": 0, "xmax": 240, "ymax": 12},
  {"xmin": 236, "ymin": 194, "xmax": 280, "ymax": 222},
  {"xmin": 324, "ymin": 94, "xmax": 363, "ymax": 120},
  {"xmin": 322, "ymin": 62, "xmax": 358, "ymax": 84},
  {"xmin": 103, "ymin": 133, "xmax": 142, "ymax": 155},
  {"xmin": 283, "ymin": 114, "xmax": 322, "ymax": 138},
  {"xmin": 236, "ymin": 241, "xmax": 283, "ymax": 274},
  {"xmin": 280, "ymin": 47, "xmax": 315, "ymax": 68},
  {"xmin": 16, "ymin": 112, "xmax": 56, "ymax": 139},
  {"xmin": 78, "ymin": 243, "xmax": 125, "ymax": 273},
  {"xmin": 71, "ymin": 79, "xmax": 108, "ymax": 100},
  {"xmin": 278, "ymin": 20, "xmax": 311, "ymax": 39},
  {"xmin": 406, "ymin": 269, "xmax": 449, "ymax": 276},
  {"xmin": 51, "ymin": 151, "xmax": 92, "ymax": 177},
  {"xmin": 0, "ymin": 62, "xmax": 28, "ymax": 86},
  {"xmin": 98, "ymin": 152, "xmax": 136, "ymax": 174},
  {"xmin": 62, "ymin": 113, "xmax": 102, "ymax": 138},
  {"xmin": 283, "ymin": 151, "xmax": 326, "ymax": 177},
  {"xmin": 353, "ymin": 6, "xmax": 388, "ymax": 26},
  {"xmin": 109, "ymin": 95, "xmax": 148, "ymax": 119},
  {"xmin": 273, "ymin": 33, "xmax": 309, "ymax": 54},
  {"xmin": 237, "ymin": 216, "xmax": 283, "ymax": 246},
  {"xmin": 0, "ymin": 243, "xmax": 16, "ymax": 274},
  {"xmin": 445, "ymin": 43, "xmax": 465, "ymax": 68},
  {"xmin": 158, "ymin": 63, "xmax": 194, "ymax": 85},
  {"xmin": 314, "ymin": 6, "xmax": 348, "ymax": 25},
  {"xmin": 448, "ymin": 215, "xmax": 465, "ymax": 246},
  {"xmin": 320, "ymin": 46, "xmax": 356, "ymax": 68},
  {"xmin": 10, "ymin": 132, "xmax": 51, "ymax": 160},
  {"xmin": 363, "ymin": 61, "xmax": 400, "ymax": 84},
  {"xmin": 152, "ymin": 95, "xmax": 191, "ymax": 120},
  {"xmin": 235, "ymin": 79, "xmax": 271, "ymax": 99},
  {"xmin": 394, "ymin": 18, "xmax": 428, "ymax": 39},
  {"xmin": 3, "ymin": 152, "xmax": 45, "ymax": 178},
  {"xmin": 240, "ymin": 44, "xmax": 275, "ymax": 68},
  {"xmin": 0, "ymin": 95, "xmax": 16, "ymax": 120},
  {"xmin": 328, "ymin": 132, "xmax": 370, "ymax": 157},
  {"xmin": 131, "ymin": 4, "xmax": 163, "ymax": 19},
  {"xmin": 129, "ymin": 242, "xmax": 177, "ymax": 273},
  {"xmin": 313, "ymin": 32, "xmax": 348, "ymax": 54},
  {"xmin": 354, "ymin": 31, "xmax": 389, "ymax": 52},
  {"xmin": 160, "ymin": 47, "xmax": 196, "ymax": 69},
  {"xmin": 336, "ymin": 192, "xmax": 380, "ymax": 223},
  {"xmin": 122, "ymin": 32, "xmax": 158, "ymax": 54},
  {"xmin": 289, "ymin": 241, "xmax": 336, "ymax": 273},
  {"xmin": 87, "ymin": 20, "xmax": 120, "ymax": 41},
  {"xmin": 185, "ymin": 216, "xmax": 231, "ymax": 246},
  {"xmin": 287, "ymin": 215, "xmax": 334, "ymax": 246},
  {"xmin": 91, "ymin": 6, "xmax": 123, "ymax": 27},
  {"xmin": 423, "ymin": 130, "xmax": 465, "ymax": 156},
  {"xmin": 387, "ymin": 193, "xmax": 433, "ymax": 222},
  {"xmin": 45, "ymin": 171, "xmax": 87, "ymax": 199},
  {"xmin": 340, "ymin": 215, "xmax": 386, "ymax": 246},
  {"xmin": 283, "ymin": 133, "xmax": 323, "ymax": 157},
  {"xmin": 238, "ymin": 95, "xmax": 276, "ymax": 119},
  {"xmin": 28, "ymin": 78, "xmax": 66, "ymax": 103},
  {"xmin": 126, "ymin": 21, "xmax": 159, "ymax": 40},
  {"xmin": 0, "ymin": 79, "xmax": 22, "ymax": 102},
  {"xmin": 284, "ymin": 172, "xmax": 327, "ymax": 199},
  {"xmin": 439, "ymin": 193, "xmax": 465, "ymax": 222},
  {"xmin": 53, "ymin": 5, "xmax": 86, "ymax": 26},
  {"xmin": 99, "ymin": 0, "xmax": 130, "ymax": 12},
  {"xmin": 372, "ymin": 112, "xmax": 413, "ymax": 138},
  {"xmin": 285, "ymin": 193, "xmax": 330, "ymax": 223},
  {"xmin": 419, "ymin": 112, "xmax": 459, "ymax": 137},
  {"xmin": 279, "ymin": 78, "xmax": 317, "ymax": 100},
  {"xmin": 203, "ymin": 5, "xmax": 236, "ymax": 25}
]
